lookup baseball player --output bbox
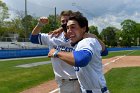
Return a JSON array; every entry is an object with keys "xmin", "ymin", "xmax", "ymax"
[
  {"xmin": 48, "ymin": 12, "xmax": 109, "ymax": 93},
  {"xmin": 30, "ymin": 10, "xmax": 81, "ymax": 93}
]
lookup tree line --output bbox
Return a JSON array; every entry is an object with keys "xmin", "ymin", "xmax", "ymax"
[{"xmin": 0, "ymin": 1, "xmax": 140, "ymax": 47}]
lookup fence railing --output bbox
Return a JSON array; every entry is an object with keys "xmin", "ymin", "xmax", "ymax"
[{"xmin": 0, "ymin": 37, "xmax": 30, "ymax": 42}]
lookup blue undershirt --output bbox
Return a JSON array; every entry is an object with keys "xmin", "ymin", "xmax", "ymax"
[
  {"xmin": 73, "ymin": 50, "xmax": 92, "ymax": 67},
  {"xmin": 101, "ymin": 47, "xmax": 108, "ymax": 56},
  {"xmin": 30, "ymin": 34, "xmax": 39, "ymax": 44}
]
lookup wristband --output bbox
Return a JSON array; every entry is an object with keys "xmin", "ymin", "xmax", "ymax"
[{"xmin": 53, "ymin": 50, "xmax": 60, "ymax": 58}]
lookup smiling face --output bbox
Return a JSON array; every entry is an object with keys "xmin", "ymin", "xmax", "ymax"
[{"xmin": 67, "ymin": 20, "xmax": 86, "ymax": 44}]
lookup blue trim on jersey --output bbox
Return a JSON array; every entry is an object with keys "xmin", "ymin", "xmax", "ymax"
[
  {"xmin": 30, "ymin": 34, "xmax": 39, "ymax": 44},
  {"xmin": 38, "ymin": 34, "xmax": 42, "ymax": 45},
  {"xmin": 73, "ymin": 50, "xmax": 92, "ymax": 67},
  {"xmin": 101, "ymin": 47, "xmax": 108, "ymax": 56},
  {"xmin": 82, "ymin": 48, "xmax": 93, "ymax": 55}
]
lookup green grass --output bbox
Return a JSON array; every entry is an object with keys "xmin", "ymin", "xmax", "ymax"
[
  {"xmin": 129, "ymin": 50, "xmax": 140, "ymax": 56},
  {"xmin": 103, "ymin": 50, "xmax": 140, "ymax": 59},
  {"xmin": 0, "ymin": 50, "xmax": 139, "ymax": 93},
  {"xmin": 105, "ymin": 67, "xmax": 140, "ymax": 93},
  {"xmin": 0, "ymin": 57, "xmax": 54, "ymax": 93}
]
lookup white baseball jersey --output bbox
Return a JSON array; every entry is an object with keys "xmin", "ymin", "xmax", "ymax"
[
  {"xmin": 74, "ymin": 38, "xmax": 107, "ymax": 91},
  {"xmin": 38, "ymin": 32, "xmax": 77, "ymax": 80}
]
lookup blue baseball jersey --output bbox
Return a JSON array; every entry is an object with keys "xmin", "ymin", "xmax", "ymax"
[{"xmin": 73, "ymin": 38, "xmax": 107, "ymax": 91}]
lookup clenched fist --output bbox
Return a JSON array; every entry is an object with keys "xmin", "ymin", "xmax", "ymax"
[{"xmin": 38, "ymin": 17, "xmax": 49, "ymax": 27}]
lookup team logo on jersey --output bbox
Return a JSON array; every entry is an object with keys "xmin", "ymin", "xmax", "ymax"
[{"xmin": 53, "ymin": 46, "xmax": 74, "ymax": 52}]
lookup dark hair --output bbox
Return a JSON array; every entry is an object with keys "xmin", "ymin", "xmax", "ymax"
[
  {"xmin": 69, "ymin": 13, "xmax": 89, "ymax": 32},
  {"xmin": 60, "ymin": 10, "xmax": 73, "ymax": 17}
]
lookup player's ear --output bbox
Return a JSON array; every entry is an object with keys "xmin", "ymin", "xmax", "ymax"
[{"xmin": 82, "ymin": 26, "xmax": 86, "ymax": 33}]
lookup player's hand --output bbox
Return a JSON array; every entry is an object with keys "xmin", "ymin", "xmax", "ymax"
[
  {"xmin": 48, "ymin": 27, "xmax": 63, "ymax": 38},
  {"xmin": 48, "ymin": 48, "xmax": 56, "ymax": 58},
  {"xmin": 83, "ymin": 33, "xmax": 97, "ymax": 38},
  {"xmin": 38, "ymin": 17, "xmax": 49, "ymax": 26}
]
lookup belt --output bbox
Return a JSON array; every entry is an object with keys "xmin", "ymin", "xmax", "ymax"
[
  {"xmin": 86, "ymin": 87, "xmax": 108, "ymax": 93},
  {"xmin": 62, "ymin": 78, "xmax": 78, "ymax": 81}
]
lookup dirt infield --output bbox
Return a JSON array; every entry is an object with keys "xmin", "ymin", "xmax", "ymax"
[{"xmin": 21, "ymin": 56, "xmax": 140, "ymax": 93}]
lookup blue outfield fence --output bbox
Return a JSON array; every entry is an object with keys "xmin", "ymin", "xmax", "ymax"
[
  {"xmin": 0, "ymin": 47, "xmax": 140, "ymax": 59},
  {"xmin": 0, "ymin": 48, "xmax": 49, "ymax": 59}
]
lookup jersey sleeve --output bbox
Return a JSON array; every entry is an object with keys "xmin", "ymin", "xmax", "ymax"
[
  {"xmin": 30, "ymin": 34, "xmax": 39, "ymax": 44},
  {"xmin": 73, "ymin": 50, "xmax": 92, "ymax": 67},
  {"xmin": 38, "ymin": 33, "xmax": 51, "ymax": 45},
  {"xmin": 75, "ymin": 38, "xmax": 102, "ymax": 56}
]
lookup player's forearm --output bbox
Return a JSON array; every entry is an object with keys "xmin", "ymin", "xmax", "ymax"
[
  {"xmin": 57, "ymin": 27, "xmax": 63, "ymax": 32},
  {"xmin": 57, "ymin": 52, "xmax": 75, "ymax": 66},
  {"xmin": 48, "ymin": 27, "xmax": 64, "ymax": 37},
  {"xmin": 32, "ymin": 17, "xmax": 49, "ymax": 35},
  {"xmin": 31, "ymin": 25, "xmax": 42, "ymax": 35},
  {"xmin": 48, "ymin": 49, "xmax": 75, "ymax": 66}
]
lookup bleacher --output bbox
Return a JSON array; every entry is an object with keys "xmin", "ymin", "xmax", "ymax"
[
  {"xmin": 0, "ymin": 42, "xmax": 48, "ymax": 50},
  {"xmin": 0, "ymin": 34, "xmax": 50, "ymax": 58},
  {"xmin": 0, "ymin": 42, "xmax": 49, "ymax": 59}
]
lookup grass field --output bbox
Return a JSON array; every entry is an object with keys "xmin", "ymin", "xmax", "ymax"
[
  {"xmin": 105, "ymin": 67, "xmax": 140, "ymax": 93},
  {"xmin": 0, "ymin": 50, "xmax": 140, "ymax": 93},
  {"xmin": 0, "ymin": 57, "xmax": 54, "ymax": 93},
  {"xmin": 103, "ymin": 50, "xmax": 140, "ymax": 59}
]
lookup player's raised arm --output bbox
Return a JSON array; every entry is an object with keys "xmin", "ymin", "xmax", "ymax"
[
  {"xmin": 30, "ymin": 17, "xmax": 49, "ymax": 44},
  {"xmin": 48, "ymin": 27, "xmax": 63, "ymax": 38},
  {"xmin": 31, "ymin": 17, "xmax": 49, "ymax": 35}
]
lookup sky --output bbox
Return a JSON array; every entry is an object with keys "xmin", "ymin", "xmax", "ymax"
[{"xmin": 2, "ymin": 0, "xmax": 140, "ymax": 32}]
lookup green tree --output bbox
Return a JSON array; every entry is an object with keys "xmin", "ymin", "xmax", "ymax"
[
  {"xmin": 89, "ymin": 25, "xmax": 103, "ymax": 39},
  {"xmin": 115, "ymin": 30, "xmax": 122, "ymax": 47},
  {"xmin": 13, "ymin": 11, "xmax": 38, "ymax": 40},
  {"xmin": 22, "ymin": 14, "xmax": 61, "ymax": 40},
  {"xmin": 135, "ymin": 23, "xmax": 140, "ymax": 46},
  {"xmin": 5, "ymin": 18, "xmax": 25, "ymax": 41},
  {"xmin": 101, "ymin": 26, "xmax": 118, "ymax": 47},
  {"xmin": 89, "ymin": 25, "xmax": 99, "ymax": 36},
  {"xmin": 0, "ymin": 25, "xmax": 9, "ymax": 41},
  {"xmin": 121, "ymin": 19, "xmax": 137, "ymax": 46},
  {"xmin": 21, "ymin": 15, "xmax": 35, "ymax": 38},
  {"xmin": 0, "ymin": 0, "xmax": 9, "ymax": 39},
  {"xmin": 121, "ymin": 19, "xmax": 137, "ymax": 35},
  {"xmin": 0, "ymin": 0, "xmax": 9, "ymax": 24}
]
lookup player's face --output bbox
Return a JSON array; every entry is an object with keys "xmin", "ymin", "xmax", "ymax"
[
  {"xmin": 60, "ymin": 16, "xmax": 69, "ymax": 25},
  {"xmin": 67, "ymin": 20, "xmax": 86, "ymax": 44}
]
